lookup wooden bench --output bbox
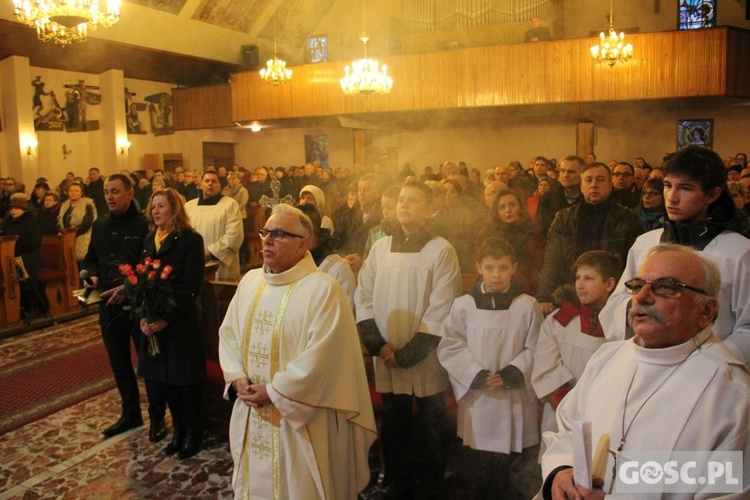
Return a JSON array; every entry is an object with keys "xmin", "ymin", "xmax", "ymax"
[
  {"xmin": 38, "ymin": 229, "xmax": 78, "ymax": 316},
  {"xmin": 0, "ymin": 236, "xmax": 20, "ymax": 327}
]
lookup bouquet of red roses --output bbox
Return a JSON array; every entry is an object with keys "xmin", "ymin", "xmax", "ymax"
[{"xmin": 119, "ymin": 257, "xmax": 177, "ymax": 356}]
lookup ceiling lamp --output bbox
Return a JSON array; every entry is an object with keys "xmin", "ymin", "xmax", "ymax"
[
  {"xmin": 340, "ymin": 0, "xmax": 392, "ymax": 95},
  {"xmin": 13, "ymin": 0, "xmax": 121, "ymax": 47},
  {"xmin": 260, "ymin": 16, "xmax": 292, "ymax": 85},
  {"xmin": 590, "ymin": 0, "xmax": 633, "ymax": 67}
]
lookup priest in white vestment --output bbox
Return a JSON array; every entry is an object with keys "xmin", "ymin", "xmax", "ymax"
[
  {"xmin": 540, "ymin": 245, "xmax": 750, "ymax": 499},
  {"xmin": 185, "ymin": 171, "xmax": 244, "ymax": 282},
  {"xmin": 219, "ymin": 204, "xmax": 376, "ymax": 499}
]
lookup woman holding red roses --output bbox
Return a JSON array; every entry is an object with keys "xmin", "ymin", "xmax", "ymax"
[{"xmin": 139, "ymin": 188, "xmax": 206, "ymax": 459}]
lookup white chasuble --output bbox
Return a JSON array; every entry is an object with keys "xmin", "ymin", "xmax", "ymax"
[{"xmin": 219, "ymin": 253, "xmax": 377, "ymax": 500}]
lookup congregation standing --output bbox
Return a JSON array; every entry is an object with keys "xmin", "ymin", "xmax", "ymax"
[{"xmin": 3, "ymin": 146, "xmax": 750, "ymax": 498}]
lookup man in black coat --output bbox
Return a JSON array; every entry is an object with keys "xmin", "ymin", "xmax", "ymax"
[
  {"xmin": 535, "ymin": 155, "xmax": 584, "ymax": 234},
  {"xmin": 82, "ymin": 174, "xmax": 166, "ymax": 440},
  {"xmin": 85, "ymin": 167, "xmax": 107, "ymax": 218}
]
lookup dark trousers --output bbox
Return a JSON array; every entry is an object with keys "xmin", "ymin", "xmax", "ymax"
[
  {"xmin": 381, "ymin": 391, "xmax": 450, "ymax": 499},
  {"xmin": 99, "ymin": 304, "xmax": 165, "ymax": 420},
  {"xmin": 463, "ymin": 445, "xmax": 542, "ymax": 500},
  {"xmin": 163, "ymin": 383, "xmax": 202, "ymax": 436}
]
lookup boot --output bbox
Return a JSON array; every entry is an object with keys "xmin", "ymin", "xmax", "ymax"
[
  {"xmin": 177, "ymin": 430, "xmax": 202, "ymax": 459},
  {"xmin": 164, "ymin": 427, "xmax": 185, "ymax": 455}
]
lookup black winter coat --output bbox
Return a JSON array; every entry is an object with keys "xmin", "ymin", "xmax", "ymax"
[
  {"xmin": 137, "ymin": 229, "xmax": 206, "ymax": 386},
  {"xmin": 83, "ymin": 202, "xmax": 149, "ymax": 291},
  {"xmin": 536, "ymin": 197, "xmax": 644, "ymax": 302},
  {"xmin": 1, "ymin": 210, "xmax": 41, "ymax": 283}
]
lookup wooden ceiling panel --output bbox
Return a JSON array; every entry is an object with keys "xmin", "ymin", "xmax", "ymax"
[{"xmin": 0, "ymin": 19, "xmax": 238, "ymax": 86}]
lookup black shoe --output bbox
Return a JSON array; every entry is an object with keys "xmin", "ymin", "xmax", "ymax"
[
  {"xmin": 164, "ymin": 428, "xmax": 185, "ymax": 456},
  {"xmin": 177, "ymin": 432, "xmax": 202, "ymax": 459},
  {"xmin": 149, "ymin": 417, "xmax": 167, "ymax": 442},
  {"xmin": 102, "ymin": 415, "xmax": 143, "ymax": 438}
]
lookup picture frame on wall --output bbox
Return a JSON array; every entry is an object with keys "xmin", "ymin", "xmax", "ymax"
[
  {"xmin": 305, "ymin": 134, "xmax": 329, "ymax": 167},
  {"xmin": 677, "ymin": 119, "xmax": 713, "ymax": 150}
]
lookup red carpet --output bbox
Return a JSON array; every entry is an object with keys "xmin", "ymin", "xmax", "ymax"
[{"xmin": 0, "ymin": 334, "xmax": 121, "ymax": 435}]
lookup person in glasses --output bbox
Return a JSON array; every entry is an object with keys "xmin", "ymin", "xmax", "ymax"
[
  {"xmin": 600, "ymin": 145, "xmax": 750, "ymax": 366},
  {"xmin": 637, "ymin": 178, "xmax": 667, "ymax": 231},
  {"xmin": 540, "ymin": 244, "xmax": 750, "ymax": 499},
  {"xmin": 184, "ymin": 170, "xmax": 244, "ymax": 282},
  {"xmin": 218, "ymin": 203, "xmax": 376, "ymax": 499},
  {"xmin": 610, "ymin": 162, "xmax": 641, "ymax": 209}
]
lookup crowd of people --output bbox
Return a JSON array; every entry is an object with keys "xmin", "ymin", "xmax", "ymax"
[{"xmin": 3, "ymin": 145, "xmax": 750, "ymax": 498}]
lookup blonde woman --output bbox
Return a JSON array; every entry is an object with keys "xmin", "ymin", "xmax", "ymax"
[{"xmin": 59, "ymin": 181, "xmax": 97, "ymax": 262}]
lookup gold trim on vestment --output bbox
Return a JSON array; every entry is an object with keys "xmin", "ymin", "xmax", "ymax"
[
  {"xmin": 239, "ymin": 281, "xmax": 265, "ymax": 500},
  {"xmin": 236, "ymin": 281, "xmax": 296, "ymax": 500}
]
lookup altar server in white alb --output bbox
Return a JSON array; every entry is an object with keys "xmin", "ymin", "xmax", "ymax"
[
  {"xmin": 541, "ymin": 244, "xmax": 750, "ymax": 499},
  {"xmin": 355, "ymin": 180, "xmax": 462, "ymax": 498},
  {"xmin": 185, "ymin": 170, "xmax": 244, "ymax": 282},
  {"xmin": 532, "ymin": 250, "xmax": 621, "ymax": 444},
  {"xmin": 438, "ymin": 237, "xmax": 542, "ymax": 498},
  {"xmin": 219, "ymin": 204, "xmax": 376, "ymax": 499},
  {"xmin": 600, "ymin": 145, "xmax": 750, "ymax": 366}
]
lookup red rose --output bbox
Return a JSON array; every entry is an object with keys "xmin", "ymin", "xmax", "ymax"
[
  {"xmin": 152, "ymin": 260, "xmax": 161, "ymax": 270},
  {"xmin": 136, "ymin": 264, "xmax": 148, "ymax": 274},
  {"xmin": 160, "ymin": 265, "xmax": 173, "ymax": 279},
  {"xmin": 144, "ymin": 257, "xmax": 152, "ymax": 265},
  {"xmin": 128, "ymin": 275, "xmax": 137, "ymax": 285},
  {"xmin": 119, "ymin": 264, "xmax": 133, "ymax": 275},
  {"xmin": 148, "ymin": 271, "xmax": 156, "ymax": 280}
]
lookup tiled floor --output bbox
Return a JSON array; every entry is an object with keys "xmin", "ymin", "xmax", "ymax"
[{"xmin": 0, "ymin": 317, "xmax": 233, "ymax": 499}]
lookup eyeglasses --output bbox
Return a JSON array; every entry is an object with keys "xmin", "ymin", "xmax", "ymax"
[
  {"xmin": 258, "ymin": 228, "xmax": 304, "ymax": 241},
  {"xmin": 624, "ymin": 277, "xmax": 708, "ymax": 297}
]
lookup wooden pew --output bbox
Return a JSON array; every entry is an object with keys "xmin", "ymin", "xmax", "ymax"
[
  {"xmin": 0, "ymin": 236, "xmax": 20, "ymax": 327},
  {"xmin": 38, "ymin": 228, "xmax": 78, "ymax": 316}
]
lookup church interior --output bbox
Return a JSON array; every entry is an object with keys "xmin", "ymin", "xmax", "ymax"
[{"xmin": 1, "ymin": 0, "xmax": 749, "ymax": 498}]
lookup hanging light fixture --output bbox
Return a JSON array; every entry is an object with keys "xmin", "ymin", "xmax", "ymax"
[
  {"xmin": 13, "ymin": 0, "xmax": 121, "ymax": 47},
  {"xmin": 590, "ymin": 0, "xmax": 633, "ymax": 67},
  {"xmin": 340, "ymin": 0, "xmax": 392, "ymax": 95},
  {"xmin": 260, "ymin": 15, "xmax": 292, "ymax": 86}
]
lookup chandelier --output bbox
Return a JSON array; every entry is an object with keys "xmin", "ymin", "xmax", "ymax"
[
  {"xmin": 340, "ymin": 0, "xmax": 392, "ymax": 95},
  {"xmin": 260, "ymin": 16, "xmax": 292, "ymax": 86},
  {"xmin": 13, "ymin": 0, "xmax": 121, "ymax": 47},
  {"xmin": 590, "ymin": 0, "xmax": 633, "ymax": 67}
]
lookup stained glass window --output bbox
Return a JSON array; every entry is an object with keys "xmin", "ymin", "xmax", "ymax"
[
  {"xmin": 305, "ymin": 36, "xmax": 328, "ymax": 63},
  {"xmin": 677, "ymin": 119, "xmax": 714, "ymax": 150},
  {"xmin": 678, "ymin": 0, "xmax": 717, "ymax": 30}
]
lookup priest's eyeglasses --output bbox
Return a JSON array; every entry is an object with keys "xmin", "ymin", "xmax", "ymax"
[
  {"xmin": 624, "ymin": 277, "xmax": 709, "ymax": 297},
  {"xmin": 258, "ymin": 228, "xmax": 305, "ymax": 241}
]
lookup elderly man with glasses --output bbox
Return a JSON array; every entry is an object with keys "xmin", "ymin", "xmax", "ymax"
[
  {"xmin": 218, "ymin": 203, "xmax": 376, "ymax": 499},
  {"xmin": 541, "ymin": 244, "xmax": 750, "ymax": 499}
]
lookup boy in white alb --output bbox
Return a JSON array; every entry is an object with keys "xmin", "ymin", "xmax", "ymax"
[
  {"xmin": 355, "ymin": 180, "xmax": 462, "ymax": 498},
  {"xmin": 438, "ymin": 237, "xmax": 543, "ymax": 498},
  {"xmin": 532, "ymin": 250, "xmax": 622, "ymax": 446}
]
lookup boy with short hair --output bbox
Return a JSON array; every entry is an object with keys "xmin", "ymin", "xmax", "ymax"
[
  {"xmin": 437, "ymin": 237, "xmax": 543, "ymax": 498},
  {"xmin": 531, "ymin": 250, "xmax": 622, "ymax": 441},
  {"xmin": 363, "ymin": 184, "xmax": 401, "ymax": 260}
]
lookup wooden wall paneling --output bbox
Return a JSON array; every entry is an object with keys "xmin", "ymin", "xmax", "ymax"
[
  {"xmin": 173, "ymin": 84, "xmax": 234, "ymax": 130},
  {"xmin": 726, "ymin": 28, "xmax": 750, "ymax": 96},
  {"xmin": 229, "ymin": 27, "xmax": 750, "ymax": 123},
  {"xmin": 576, "ymin": 120, "xmax": 594, "ymax": 158}
]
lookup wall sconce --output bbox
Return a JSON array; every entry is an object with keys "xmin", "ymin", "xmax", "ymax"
[
  {"xmin": 62, "ymin": 144, "xmax": 72, "ymax": 159},
  {"xmin": 118, "ymin": 138, "xmax": 132, "ymax": 155},
  {"xmin": 250, "ymin": 124, "xmax": 261, "ymax": 133},
  {"xmin": 21, "ymin": 137, "xmax": 38, "ymax": 156}
]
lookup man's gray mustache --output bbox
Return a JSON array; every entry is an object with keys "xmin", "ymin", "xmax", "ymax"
[{"xmin": 627, "ymin": 304, "xmax": 667, "ymax": 326}]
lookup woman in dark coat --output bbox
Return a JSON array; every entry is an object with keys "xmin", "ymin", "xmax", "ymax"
[
  {"xmin": 478, "ymin": 189, "xmax": 546, "ymax": 295},
  {"xmin": 38, "ymin": 192, "xmax": 62, "ymax": 235},
  {"xmin": 138, "ymin": 187, "xmax": 206, "ymax": 459},
  {"xmin": 1, "ymin": 194, "xmax": 42, "ymax": 316}
]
